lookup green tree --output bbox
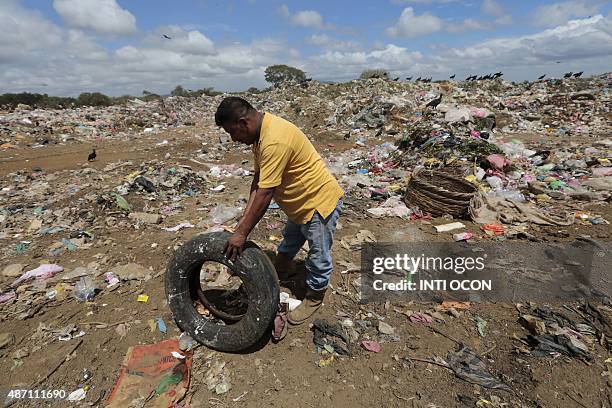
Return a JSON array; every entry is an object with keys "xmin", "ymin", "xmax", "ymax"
[
  {"xmin": 76, "ymin": 92, "xmax": 111, "ymax": 106},
  {"xmin": 360, "ymin": 69, "xmax": 389, "ymax": 80},
  {"xmin": 171, "ymin": 85, "xmax": 189, "ymax": 97},
  {"xmin": 264, "ymin": 65, "xmax": 306, "ymax": 86}
]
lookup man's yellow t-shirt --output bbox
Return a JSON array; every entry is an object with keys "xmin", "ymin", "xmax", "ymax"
[{"xmin": 253, "ymin": 112, "xmax": 344, "ymax": 224}]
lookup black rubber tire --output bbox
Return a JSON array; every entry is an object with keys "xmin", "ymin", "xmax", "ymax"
[{"xmin": 165, "ymin": 231, "xmax": 279, "ymax": 352}]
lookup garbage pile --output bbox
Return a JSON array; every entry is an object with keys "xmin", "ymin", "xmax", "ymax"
[{"xmin": 0, "ymin": 73, "xmax": 611, "ymax": 407}]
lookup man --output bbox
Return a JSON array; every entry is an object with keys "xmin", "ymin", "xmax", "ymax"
[{"xmin": 215, "ymin": 97, "xmax": 344, "ymax": 325}]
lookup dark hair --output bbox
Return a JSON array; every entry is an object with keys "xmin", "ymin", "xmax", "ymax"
[{"xmin": 215, "ymin": 97, "xmax": 255, "ymax": 126}]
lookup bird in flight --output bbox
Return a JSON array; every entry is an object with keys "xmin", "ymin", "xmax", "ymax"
[
  {"xmin": 538, "ymin": 74, "xmax": 546, "ymax": 80},
  {"xmin": 449, "ymin": 74, "xmax": 455, "ymax": 79},
  {"xmin": 163, "ymin": 34, "xmax": 172, "ymax": 39}
]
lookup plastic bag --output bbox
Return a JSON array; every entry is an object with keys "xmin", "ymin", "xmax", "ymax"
[
  {"xmin": 74, "ymin": 276, "xmax": 97, "ymax": 302},
  {"xmin": 486, "ymin": 176, "xmax": 503, "ymax": 191},
  {"xmin": 206, "ymin": 205, "xmax": 242, "ymax": 225}
]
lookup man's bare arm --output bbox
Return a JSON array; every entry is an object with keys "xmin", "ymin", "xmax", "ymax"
[
  {"xmin": 224, "ymin": 185, "xmax": 274, "ymax": 260},
  {"xmin": 236, "ymin": 172, "xmax": 259, "ymax": 230},
  {"xmin": 236, "ymin": 187, "xmax": 274, "ymax": 237}
]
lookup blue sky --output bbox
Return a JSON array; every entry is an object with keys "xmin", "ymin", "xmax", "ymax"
[{"xmin": 2, "ymin": 0, "xmax": 611, "ymax": 95}]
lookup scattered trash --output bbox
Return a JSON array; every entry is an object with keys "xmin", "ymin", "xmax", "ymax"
[
  {"xmin": 11, "ymin": 264, "xmax": 63, "ymax": 287},
  {"xmin": 481, "ymin": 224, "xmax": 505, "ymax": 236},
  {"xmin": 204, "ymin": 359, "xmax": 232, "ymax": 395},
  {"xmin": 67, "ymin": 388, "xmax": 87, "ymax": 401},
  {"xmin": 74, "ymin": 276, "xmax": 97, "ymax": 302},
  {"xmin": 453, "ymin": 232, "xmax": 474, "ymax": 241},
  {"xmin": 378, "ymin": 321, "xmax": 396, "ymax": 335},
  {"xmin": 526, "ymin": 334, "xmax": 590, "ymax": 358},
  {"xmin": 111, "ymin": 193, "xmax": 131, "ymax": 212},
  {"xmin": 447, "ymin": 346, "xmax": 511, "ymax": 391},
  {"xmin": 361, "ymin": 340, "xmax": 381, "ymax": 353},
  {"xmin": 137, "ymin": 294, "xmax": 149, "ymax": 302},
  {"xmin": 475, "ymin": 316, "xmax": 487, "ymax": 337},
  {"xmin": 104, "ymin": 272, "xmax": 120, "ymax": 288},
  {"xmin": 409, "ymin": 312, "xmax": 433, "ymax": 324},
  {"xmin": 162, "ymin": 222, "xmax": 194, "ymax": 232},
  {"xmin": 435, "ymin": 222, "xmax": 466, "ymax": 233},
  {"xmin": 156, "ymin": 318, "xmax": 167, "ymax": 334},
  {"xmin": 312, "ymin": 319, "xmax": 351, "ymax": 356},
  {"xmin": 178, "ymin": 332, "xmax": 194, "ymax": 351},
  {"xmin": 111, "ymin": 263, "xmax": 151, "ymax": 281},
  {"xmin": 272, "ymin": 303, "xmax": 288, "ymax": 343},
  {"xmin": 279, "ymin": 291, "xmax": 302, "ymax": 311},
  {"xmin": 106, "ymin": 339, "xmax": 192, "ymax": 407},
  {"xmin": 340, "ymin": 230, "xmax": 376, "ymax": 251}
]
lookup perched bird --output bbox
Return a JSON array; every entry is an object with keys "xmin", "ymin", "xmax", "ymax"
[
  {"xmin": 162, "ymin": 34, "xmax": 172, "ymax": 39},
  {"xmin": 87, "ymin": 148, "xmax": 96, "ymax": 162},
  {"xmin": 393, "ymin": 77, "xmax": 400, "ymax": 81},
  {"xmin": 426, "ymin": 94, "xmax": 442, "ymax": 109},
  {"xmin": 406, "ymin": 76, "xmax": 413, "ymax": 81},
  {"xmin": 573, "ymin": 71, "xmax": 583, "ymax": 78},
  {"xmin": 449, "ymin": 74, "xmax": 455, "ymax": 79},
  {"xmin": 494, "ymin": 71, "xmax": 503, "ymax": 78},
  {"xmin": 563, "ymin": 72, "xmax": 573, "ymax": 78},
  {"xmin": 538, "ymin": 74, "xmax": 546, "ymax": 80}
]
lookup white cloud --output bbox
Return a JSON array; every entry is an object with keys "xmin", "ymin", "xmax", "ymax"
[
  {"xmin": 0, "ymin": 0, "xmax": 62, "ymax": 62},
  {"xmin": 494, "ymin": 15, "xmax": 513, "ymax": 25},
  {"xmin": 305, "ymin": 34, "xmax": 331, "ymax": 46},
  {"xmin": 1, "ymin": 1, "xmax": 611, "ymax": 96},
  {"xmin": 292, "ymin": 10, "xmax": 324, "ymax": 29},
  {"xmin": 148, "ymin": 27, "xmax": 215, "ymax": 55},
  {"xmin": 387, "ymin": 4, "xmax": 511, "ymax": 37},
  {"xmin": 306, "ymin": 44, "xmax": 423, "ymax": 81},
  {"xmin": 386, "ymin": 7, "xmax": 444, "ymax": 37},
  {"xmin": 391, "ymin": 0, "xmax": 458, "ymax": 4},
  {"xmin": 53, "ymin": 0, "xmax": 137, "ymax": 35},
  {"xmin": 304, "ymin": 34, "xmax": 362, "ymax": 52},
  {"xmin": 279, "ymin": 4, "xmax": 290, "ymax": 18},
  {"xmin": 532, "ymin": 0, "xmax": 602, "ymax": 27},
  {"xmin": 481, "ymin": 0, "xmax": 504, "ymax": 16},
  {"xmin": 447, "ymin": 18, "xmax": 492, "ymax": 32},
  {"xmin": 436, "ymin": 14, "xmax": 612, "ymax": 77},
  {"xmin": 279, "ymin": 5, "xmax": 331, "ymax": 30}
]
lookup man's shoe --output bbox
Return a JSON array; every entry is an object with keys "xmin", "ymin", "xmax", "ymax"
[{"xmin": 287, "ymin": 288, "xmax": 326, "ymax": 325}]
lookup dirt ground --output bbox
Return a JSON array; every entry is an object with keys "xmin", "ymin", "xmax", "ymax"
[{"xmin": 0, "ymin": 124, "xmax": 611, "ymax": 408}]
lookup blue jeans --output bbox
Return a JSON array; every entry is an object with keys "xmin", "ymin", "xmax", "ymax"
[{"xmin": 277, "ymin": 199, "xmax": 343, "ymax": 291}]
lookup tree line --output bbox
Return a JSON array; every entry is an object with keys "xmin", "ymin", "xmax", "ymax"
[{"xmin": 0, "ymin": 65, "xmax": 397, "ymax": 110}]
